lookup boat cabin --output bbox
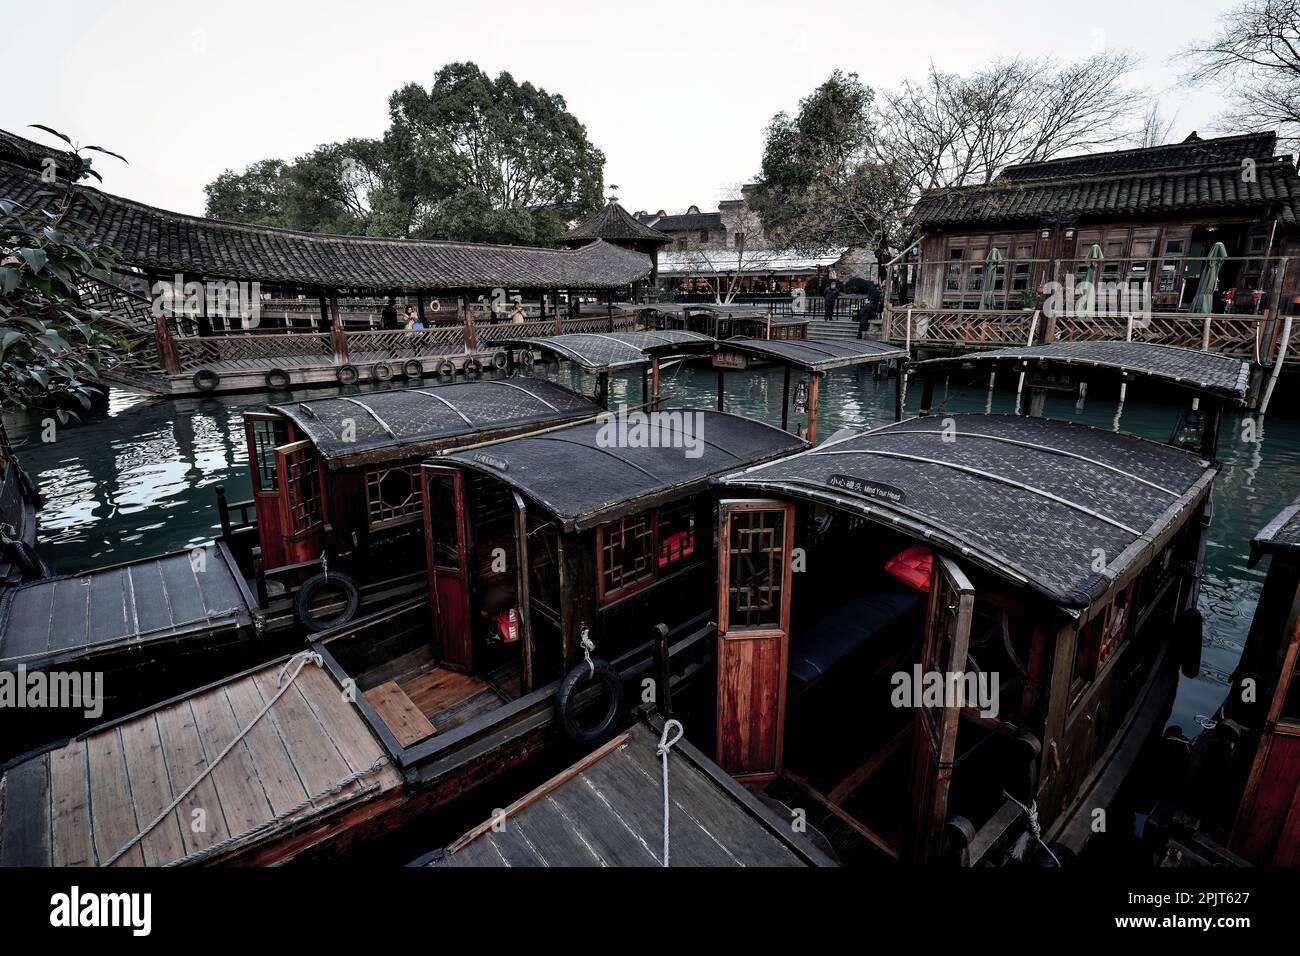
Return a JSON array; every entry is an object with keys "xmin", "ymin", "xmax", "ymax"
[
  {"xmin": 704, "ymin": 409, "xmax": 1221, "ymax": 865},
  {"xmin": 315, "ymin": 410, "xmax": 803, "ymax": 765},
  {"xmin": 905, "ymin": 340, "xmax": 1253, "ymax": 458},
  {"xmin": 224, "ymin": 379, "xmax": 597, "ymax": 627},
  {"xmin": 1221, "ymin": 497, "xmax": 1300, "ymax": 865}
]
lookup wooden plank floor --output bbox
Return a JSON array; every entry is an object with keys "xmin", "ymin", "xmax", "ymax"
[{"xmin": 0, "ymin": 658, "xmax": 403, "ymax": 866}]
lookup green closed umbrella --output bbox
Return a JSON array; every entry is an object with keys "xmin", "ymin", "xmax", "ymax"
[
  {"xmin": 1079, "ymin": 243, "xmax": 1103, "ymax": 315},
  {"xmin": 1191, "ymin": 241, "xmax": 1227, "ymax": 313},
  {"xmin": 979, "ymin": 247, "xmax": 1003, "ymax": 310}
]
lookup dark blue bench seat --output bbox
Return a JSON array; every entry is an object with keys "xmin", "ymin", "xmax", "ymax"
[{"xmin": 789, "ymin": 586, "xmax": 924, "ymax": 685}]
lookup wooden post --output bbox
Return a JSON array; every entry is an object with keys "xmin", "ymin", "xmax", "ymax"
[
  {"xmin": 781, "ymin": 365, "xmax": 791, "ymax": 431},
  {"xmin": 807, "ymin": 373, "xmax": 821, "ymax": 443},
  {"xmin": 153, "ymin": 311, "xmax": 180, "ymax": 375},
  {"xmin": 716, "ymin": 367, "xmax": 725, "ymax": 412},
  {"xmin": 417, "ymin": 294, "xmax": 426, "ymax": 325},
  {"xmin": 553, "ymin": 296, "xmax": 563, "ymax": 336},
  {"xmin": 1202, "ymin": 314, "xmax": 1213, "ymax": 352},
  {"xmin": 462, "ymin": 299, "xmax": 478, "ymax": 352},
  {"xmin": 651, "ymin": 356, "xmax": 661, "ymax": 412}
]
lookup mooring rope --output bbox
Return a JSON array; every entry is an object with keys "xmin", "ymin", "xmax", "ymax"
[
  {"xmin": 1002, "ymin": 789, "xmax": 1061, "ymax": 867},
  {"xmin": 656, "ymin": 719, "xmax": 684, "ymax": 867},
  {"xmin": 580, "ymin": 627, "xmax": 595, "ymax": 678},
  {"xmin": 104, "ymin": 650, "xmax": 324, "ymax": 867}
]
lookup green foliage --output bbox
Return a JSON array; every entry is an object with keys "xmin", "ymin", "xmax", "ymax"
[
  {"xmin": 0, "ymin": 127, "xmax": 130, "ymax": 418},
  {"xmin": 203, "ymin": 62, "xmax": 605, "ymax": 245}
]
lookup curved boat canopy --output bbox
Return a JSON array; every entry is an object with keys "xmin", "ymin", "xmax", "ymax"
[
  {"xmin": 646, "ymin": 336, "xmax": 907, "ymax": 372},
  {"xmin": 717, "ymin": 413, "xmax": 1216, "ymax": 611},
  {"xmin": 1250, "ymin": 495, "xmax": 1300, "ymax": 567},
  {"xmin": 437, "ymin": 410, "xmax": 805, "ymax": 531},
  {"xmin": 269, "ymin": 379, "xmax": 594, "ymax": 469},
  {"xmin": 906, "ymin": 341, "xmax": 1251, "ymax": 407},
  {"xmin": 502, "ymin": 330, "xmax": 713, "ymax": 373}
]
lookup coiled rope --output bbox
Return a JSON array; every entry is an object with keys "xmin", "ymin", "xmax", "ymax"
[
  {"xmin": 105, "ymin": 651, "xmax": 328, "ymax": 867},
  {"xmin": 656, "ymin": 719, "xmax": 684, "ymax": 867}
]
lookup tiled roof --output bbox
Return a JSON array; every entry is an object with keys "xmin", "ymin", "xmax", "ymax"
[
  {"xmin": 0, "ymin": 129, "xmax": 76, "ymax": 173},
  {"xmin": 558, "ymin": 201, "xmax": 672, "ymax": 246},
  {"xmin": 912, "ymin": 132, "xmax": 1300, "ymax": 228},
  {"xmin": 637, "ymin": 210, "xmax": 724, "ymax": 232},
  {"xmin": 0, "ymin": 156, "xmax": 653, "ymax": 293}
]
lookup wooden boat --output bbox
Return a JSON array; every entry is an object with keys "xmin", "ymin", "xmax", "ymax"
[
  {"xmin": 644, "ymin": 340, "xmax": 1250, "ymax": 865},
  {"xmin": 417, "ymin": 715, "xmax": 835, "ymax": 867},
  {"xmin": 1146, "ymin": 495, "xmax": 1300, "ymax": 866},
  {"xmin": 0, "ymin": 439, "xmax": 43, "ymax": 588},
  {"xmin": 0, "ymin": 408, "xmax": 805, "ymax": 864}
]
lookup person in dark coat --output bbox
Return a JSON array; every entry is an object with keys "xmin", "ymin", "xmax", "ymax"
[
  {"xmin": 380, "ymin": 296, "xmax": 399, "ymax": 330},
  {"xmin": 823, "ymin": 282, "xmax": 839, "ymax": 322},
  {"xmin": 857, "ymin": 280, "xmax": 883, "ymax": 339}
]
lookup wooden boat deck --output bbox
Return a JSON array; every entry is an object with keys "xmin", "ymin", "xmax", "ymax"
[
  {"xmin": 429, "ymin": 721, "xmax": 834, "ymax": 867},
  {"xmin": 0, "ymin": 543, "xmax": 258, "ymax": 666},
  {"xmin": 0, "ymin": 656, "xmax": 404, "ymax": 866}
]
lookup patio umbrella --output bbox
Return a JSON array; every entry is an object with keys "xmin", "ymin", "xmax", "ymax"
[
  {"xmin": 1191, "ymin": 241, "xmax": 1227, "ymax": 314},
  {"xmin": 1078, "ymin": 243, "xmax": 1103, "ymax": 315},
  {"xmin": 979, "ymin": 247, "xmax": 1003, "ymax": 310}
]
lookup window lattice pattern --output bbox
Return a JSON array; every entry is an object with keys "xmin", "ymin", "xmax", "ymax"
[
  {"xmin": 600, "ymin": 512, "xmax": 654, "ymax": 597},
  {"xmin": 252, "ymin": 419, "xmax": 285, "ymax": 490},
  {"xmin": 285, "ymin": 448, "xmax": 322, "ymax": 531},
  {"xmin": 726, "ymin": 509, "xmax": 785, "ymax": 629},
  {"xmin": 366, "ymin": 464, "xmax": 422, "ymax": 529}
]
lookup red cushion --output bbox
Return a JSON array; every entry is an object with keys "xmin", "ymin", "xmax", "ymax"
[{"xmin": 886, "ymin": 545, "xmax": 933, "ymax": 593}]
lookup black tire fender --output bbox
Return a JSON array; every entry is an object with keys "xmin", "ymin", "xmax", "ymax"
[
  {"xmin": 555, "ymin": 658, "xmax": 623, "ymax": 744},
  {"xmin": 192, "ymin": 369, "xmax": 221, "ymax": 393},
  {"xmin": 293, "ymin": 570, "xmax": 360, "ymax": 633},
  {"xmin": 403, "ymin": 359, "xmax": 423, "ymax": 379},
  {"xmin": 6, "ymin": 538, "xmax": 49, "ymax": 581},
  {"xmin": 265, "ymin": 368, "xmax": 290, "ymax": 390},
  {"xmin": 463, "ymin": 357, "xmax": 482, "ymax": 377},
  {"xmin": 336, "ymin": 364, "xmax": 359, "ymax": 386},
  {"xmin": 491, "ymin": 351, "xmax": 508, "ymax": 370},
  {"xmin": 372, "ymin": 361, "xmax": 394, "ymax": 382},
  {"xmin": 438, "ymin": 359, "xmax": 456, "ymax": 378}
]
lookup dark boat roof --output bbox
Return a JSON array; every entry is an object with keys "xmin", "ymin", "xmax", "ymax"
[
  {"xmin": 718, "ymin": 413, "xmax": 1216, "ymax": 610},
  {"xmin": 0, "ymin": 544, "xmax": 257, "ymax": 667},
  {"xmin": 438, "ymin": 410, "xmax": 805, "ymax": 530},
  {"xmin": 424, "ymin": 721, "xmax": 832, "ymax": 867},
  {"xmin": 505, "ymin": 330, "xmax": 713, "ymax": 372},
  {"xmin": 648, "ymin": 336, "xmax": 907, "ymax": 372},
  {"xmin": 269, "ymin": 379, "xmax": 595, "ymax": 469},
  {"xmin": 1250, "ymin": 496, "xmax": 1300, "ymax": 566},
  {"xmin": 907, "ymin": 341, "xmax": 1251, "ymax": 405}
]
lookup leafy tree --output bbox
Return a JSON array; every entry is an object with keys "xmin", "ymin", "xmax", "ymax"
[
  {"xmin": 202, "ymin": 62, "xmax": 606, "ymax": 245},
  {"xmin": 0, "ymin": 127, "xmax": 131, "ymax": 420}
]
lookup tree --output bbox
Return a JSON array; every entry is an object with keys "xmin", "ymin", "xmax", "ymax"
[
  {"xmin": 1178, "ymin": 0, "xmax": 1300, "ymax": 148},
  {"xmin": 0, "ymin": 127, "xmax": 130, "ymax": 419},
  {"xmin": 385, "ymin": 62, "xmax": 605, "ymax": 244},
  {"xmin": 203, "ymin": 62, "xmax": 606, "ymax": 245}
]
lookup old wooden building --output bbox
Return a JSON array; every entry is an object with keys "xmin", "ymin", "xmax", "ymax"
[{"xmin": 909, "ymin": 132, "xmax": 1300, "ymax": 315}]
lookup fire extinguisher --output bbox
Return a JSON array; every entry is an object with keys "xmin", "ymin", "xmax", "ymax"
[{"xmin": 491, "ymin": 607, "xmax": 520, "ymax": 644}]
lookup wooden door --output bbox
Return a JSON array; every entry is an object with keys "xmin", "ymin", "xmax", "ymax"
[
  {"xmin": 422, "ymin": 465, "xmax": 473, "ymax": 672},
  {"xmin": 243, "ymin": 413, "xmax": 290, "ymax": 570},
  {"xmin": 907, "ymin": 554, "xmax": 975, "ymax": 864},
  {"xmin": 715, "ymin": 499, "xmax": 795, "ymax": 781},
  {"xmin": 273, "ymin": 440, "xmax": 327, "ymax": 567}
]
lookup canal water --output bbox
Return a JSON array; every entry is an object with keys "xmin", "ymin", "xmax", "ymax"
[{"xmin": 4, "ymin": 362, "xmax": 1298, "ymax": 737}]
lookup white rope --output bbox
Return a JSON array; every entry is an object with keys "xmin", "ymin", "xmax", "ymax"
[
  {"xmin": 1002, "ymin": 789, "xmax": 1061, "ymax": 867},
  {"xmin": 656, "ymin": 719, "xmax": 684, "ymax": 867},
  {"xmin": 580, "ymin": 627, "xmax": 595, "ymax": 678},
  {"xmin": 104, "ymin": 650, "xmax": 323, "ymax": 867}
]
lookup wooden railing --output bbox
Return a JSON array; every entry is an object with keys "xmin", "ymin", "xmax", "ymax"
[{"xmin": 885, "ymin": 306, "xmax": 1282, "ymax": 363}]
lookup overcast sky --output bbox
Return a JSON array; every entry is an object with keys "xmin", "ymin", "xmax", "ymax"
[{"xmin": 6, "ymin": 0, "xmax": 1238, "ymax": 221}]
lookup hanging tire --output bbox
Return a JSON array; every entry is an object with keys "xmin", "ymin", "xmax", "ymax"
[
  {"xmin": 555, "ymin": 658, "xmax": 623, "ymax": 744},
  {"xmin": 517, "ymin": 348, "xmax": 536, "ymax": 367},
  {"xmin": 491, "ymin": 351, "xmax": 508, "ymax": 370},
  {"xmin": 372, "ymin": 361, "xmax": 394, "ymax": 382},
  {"xmin": 438, "ymin": 359, "xmax": 456, "ymax": 378},
  {"xmin": 265, "ymin": 368, "xmax": 290, "ymax": 390},
  {"xmin": 1179, "ymin": 606, "xmax": 1204, "ymax": 679},
  {"xmin": 403, "ymin": 359, "xmax": 423, "ymax": 379},
  {"xmin": 337, "ymin": 364, "xmax": 359, "ymax": 386},
  {"xmin": 293, "ymin": 570, "xmax": 360, "ymax": 633},
  {"xmin": 463, "ymin": 357, "xmax": 482, "ymax": 377},
  {"xmin": 192, "ymin": 369, "xmax": 220, "ymax": 393},
  {"xmin": 15, "ymin": 467, "xmax": 41, "ymax": 506}
]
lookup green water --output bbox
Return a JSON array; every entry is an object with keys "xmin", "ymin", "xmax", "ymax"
[{"xmin": 5, "ymin": 363, "xmax": 1299, "ymax": 735}]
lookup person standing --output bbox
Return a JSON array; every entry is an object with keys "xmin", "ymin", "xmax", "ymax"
[
  {"xmin": 823, "ymin": 281, "xmax": 839, "ymax": 322},
  {"xmin": 857, "ymin": 279, "xmax": 883, "ymax": 339},
  {"xmin": 380, "ymin": 296, "xmax": 399, "ymax": 331}
]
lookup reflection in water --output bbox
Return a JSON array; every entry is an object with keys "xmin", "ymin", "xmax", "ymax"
[{"xmin": 4, "ymin": 363, "xmax": 1299, "ymax": 737}]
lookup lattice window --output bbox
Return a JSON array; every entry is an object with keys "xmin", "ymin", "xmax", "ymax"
[
  {"xmin": 285, "ymin": 448, "xmax": 322, "ymax": 531},
  {"xmin": 657, "ymin": 499, "xmax": 696, "ymax": 568},
  {"xmin": 366, "ymin": 464, "xmax": 422, "ymax": 529},
  {"xmin": 599, "ymin": 511, "xmax": 655, "ymax": 600},
  {"xmin": 251, "ymin": 419, "xmax": 286, "ymax": 491},
  {"xmin": 725, "ymin": 508, "xmax": 786, "ymax": 630}
]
